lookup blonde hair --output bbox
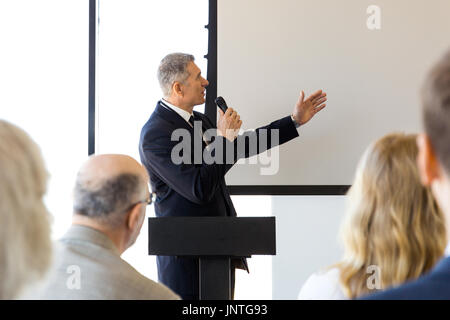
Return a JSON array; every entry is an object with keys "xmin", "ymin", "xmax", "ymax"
[
  {"xmin": 0, "ymin": 120, "xmax": 52, "ymax": 299},
  {"xmin": 336, "ymin": 133, "xmax": 447, "ymax": 299}
]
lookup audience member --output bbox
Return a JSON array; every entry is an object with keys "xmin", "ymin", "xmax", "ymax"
[
  {"xmin": 34, "ymin": 154, "xmax": 180, "ymax": 299},
  {"xmin": 0, "ymin": 120, "xmax": 52, "ymax": 299},
  {"xmin": 365, "ymin": 50, "xmax": 450, "ymax": 299},
  {"xmin": 298, "ymin": 133, "xmax": 447, "ymax": 299}
]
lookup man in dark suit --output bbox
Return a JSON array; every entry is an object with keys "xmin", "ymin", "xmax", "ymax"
[
  {"xmin": 139, "ymin": 52, "xmax": 327, "ymax": 300},
  {"xmin": 364, "ymin": 51, "xmax": 450, "ymax": 300}
]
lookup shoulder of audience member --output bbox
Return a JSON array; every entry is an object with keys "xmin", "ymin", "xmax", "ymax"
[
  {"xmin": 119, "ymin": 259, "xmax": 181, "ymax": 300},
  {"xmin": 298, "ymin": 267, "xmax": 347, "ymax": 300}
]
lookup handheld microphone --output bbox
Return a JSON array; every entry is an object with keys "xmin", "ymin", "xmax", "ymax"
[{"xmin": 215, "ymin": 96, "xmax": 228, "ymax": 113}]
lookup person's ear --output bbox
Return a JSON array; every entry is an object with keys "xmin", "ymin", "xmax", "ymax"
[
  {"xmin": 126, "ymin": 203, "xmax": 144, "ymax": 231},
  {"xmin": 417, "ymin": 133, "xmax": 441, "ymax": 186},
  {"xmin": 172, "ymin": 81, "xmax": 183, "ymax": 97}
]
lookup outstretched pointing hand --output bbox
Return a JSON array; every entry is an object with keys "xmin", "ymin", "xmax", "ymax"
[{"xmin": 292, "ymin": 90, "xmax": 327, "ymax": 126}]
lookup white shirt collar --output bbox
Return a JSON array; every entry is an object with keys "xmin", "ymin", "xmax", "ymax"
[
  {"xmin": 445, "ymin": 242, "xmax": 450, "ymax": 257},
  {"xmin": 161, "ymin": 98, "xmax": 193, "ymax": 125}
]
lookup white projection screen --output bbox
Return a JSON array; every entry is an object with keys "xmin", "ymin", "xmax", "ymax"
[{"xmin": 217, "ymin": 0, "xmax": 450, "ymax": 187}]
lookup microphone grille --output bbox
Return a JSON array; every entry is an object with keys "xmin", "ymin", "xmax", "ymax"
[{"xmin": 215, "ymin": 96, "xmax": 226, "ymax": 106}]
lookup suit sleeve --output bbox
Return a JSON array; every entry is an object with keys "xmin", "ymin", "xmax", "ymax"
[
  {"xmin": 202, "ymin": 114, "xmax": 299, "ymax": 163},
  {"xmin": 231, "ymin": 115, "xmax": 299, "ymax": 161}
]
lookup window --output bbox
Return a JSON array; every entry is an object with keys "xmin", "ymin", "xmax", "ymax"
[{"xmin": 0, "ymin": 0, "xmax": 88, "ymax": 239}]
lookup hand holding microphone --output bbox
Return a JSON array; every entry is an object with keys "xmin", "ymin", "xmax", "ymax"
[{"xmin": 215, "ymin": 96, "xmax": 242, "ymax": 141}]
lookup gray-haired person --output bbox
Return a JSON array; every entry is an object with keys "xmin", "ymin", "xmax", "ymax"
[
  {"xmin": 0, "ymin": 120, "xmax": 52, "ymax": 299},
  {"xmin": 33, "ymin": 154, "xmax": 179, "ymax": 300}
]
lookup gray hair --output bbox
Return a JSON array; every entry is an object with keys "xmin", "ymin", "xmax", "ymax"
[
  {"xmin": 73, "ymin": 173, "xmax": 145, "ymax": 227},
  {"xmin": 0, "ymin": 120, "xmax": 52, "ymax": 299},
  {"xmin": 157, "ymin": 52, "xmax": 195, "ymax": 98}
]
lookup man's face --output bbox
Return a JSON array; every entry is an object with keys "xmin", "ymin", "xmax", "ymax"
[{"xmin": 180, "ymin": 61, "xmax": 209, "ymax": 107}]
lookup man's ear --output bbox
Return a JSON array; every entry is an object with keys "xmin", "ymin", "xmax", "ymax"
[
  {"xmin": 417, "ymin": 133, "xmax": 441, "ymax": 186},
  {"xmin": 172, "ymin": 81, "xmax": 183, "ymax": 97},
  {"xmin": 126, "ymin": 203, "xmax": 143, "ymax": 231}
]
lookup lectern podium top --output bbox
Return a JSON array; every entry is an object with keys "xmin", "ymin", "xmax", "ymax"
[{"xmin": 148, "ymin": 216, "xmax": 276, "ymax": 257}]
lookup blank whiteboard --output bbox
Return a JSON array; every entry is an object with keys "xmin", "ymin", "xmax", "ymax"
[{"xmin": 217, "ymin": 0, "xmax": 450, "ymax": 186}]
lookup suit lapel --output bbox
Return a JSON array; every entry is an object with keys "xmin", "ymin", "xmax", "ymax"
[
  {"xmin": 154, "ymin": 102, "xmax": 193, "ymax": 132},
  {"xmin": 193, "ymin": 112, "xmax": 237, "ymax": 216},
  {"xmin": 155, "ymin": 102, "xmax": 210, "ymax": 163}
]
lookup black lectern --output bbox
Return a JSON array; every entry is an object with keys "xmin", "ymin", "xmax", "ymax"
[{"xmin": 148, "ymin": 216, "xmax": 276, "ymax": 300}]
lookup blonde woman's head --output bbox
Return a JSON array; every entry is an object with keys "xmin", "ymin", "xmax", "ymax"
[
  {"xmin": 0, "ymin": 120, "xmax": 52, "ymax": 299},
  {"xmin": 338, "ymin": 132, "xmax": 447, "ymax": 298}
]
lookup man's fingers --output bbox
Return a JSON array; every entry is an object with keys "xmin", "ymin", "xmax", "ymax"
[
  {"xmin": 314, "ymin": 97, "xmax": 327, "ymax": 106},
  {"xmin": 229, "ymin": 119, "xmax": 242, "ymax": 130},
  {"xmin": 313, "ymin": 93, "xmax": 327, "ymax": 102},
  {"xmin": 314, "ymin": 104, "xmax": 326, "ymax": 113},
  {"xmin": 226, "ymin": 108, "xmax": 242, "ymax": 122},
  {"xmin": 228, "ymin": 110, "xmax": 240, "ymax": 122},
  {"xmin": 298, "ymin": 90, "xmax": 305, "ymax": 103},
  {"xmin": 232, "ymin": 118, "xmax": 242, "ymax": 129},
  {"xmin": 309, "ymin": 95, "xmax": 326, "ymax": 105},
  {"xmin": 296, "ymin": 90, "xmax": 305, "ymax": 105},
  {"xmin": 306, "ymin": 89, "xmax": 323, "ymax": 101},
  {"xmin": 225, "ymin": 107, "xmax": 234, "ymax": 117}
]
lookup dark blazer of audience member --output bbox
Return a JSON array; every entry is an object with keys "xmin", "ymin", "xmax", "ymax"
[
  {"xmin": 299, "ymin": 133, "xmax": 446, "ymax": 299},
  {"xmin": 0, "ymin": 120, "xmax": 52, "ymax": 299},
  {"xmin": 365, "ymin": 50, "xmax": 450, "ymax": 300}
]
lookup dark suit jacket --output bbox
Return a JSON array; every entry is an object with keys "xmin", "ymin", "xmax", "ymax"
[
  {"xmin": 139, "ymin": 101, "xmax": 299, "ymax": 299},
  {"xmin": 361, "ymin": 256, "xmax": 450, "ymax": 300}
]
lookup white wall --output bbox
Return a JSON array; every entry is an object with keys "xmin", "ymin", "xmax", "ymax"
[{"xmin": 271, "ymin": 196, "xmax": 347, "ymax": 299}]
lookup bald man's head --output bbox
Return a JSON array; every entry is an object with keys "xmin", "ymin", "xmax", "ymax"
[{"xmin": 73, "ymin": 154, "xmax": 149, "ymax": 227}]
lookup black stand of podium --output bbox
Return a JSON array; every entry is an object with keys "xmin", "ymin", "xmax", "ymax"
[{"xmin": 148, "ymin": 216, "xmax": 276, "ymax": 300}]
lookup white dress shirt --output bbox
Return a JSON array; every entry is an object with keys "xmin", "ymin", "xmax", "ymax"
[
  {"xmin": 298, "ymin": 267, "xmax": 348, "ymax": 300},
  {"xmin": 161, "ymin": 99, "xmax": 194, "ymax": 127},
  {"xmin": 445, "ymin": 242, "xmax": 450, "ymax": 257}
]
